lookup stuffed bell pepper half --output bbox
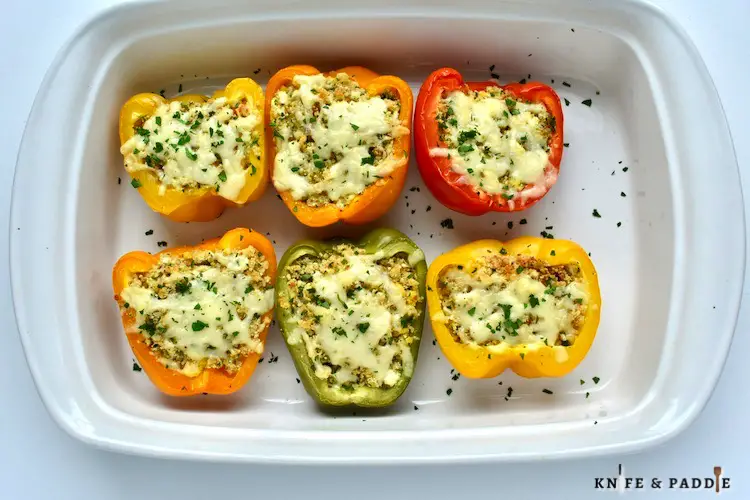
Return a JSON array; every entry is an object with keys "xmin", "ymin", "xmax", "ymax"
[
  {"xmin": 266, "ymin": 66, "xmax": 413, "ymax": 227},
  {"xmin": 119, "ymin": 78, "xmax": 268, "ymax": 222},
  {"xmin": 414, "ymin": 68, "xmax": 564, "ymax": 215},
  {"xmin": 276, "ymin": 229, "xmax": 427, "ymax": 406},
  {"xmin": 427, "ymin": 238, "xmax": 600, "ymax": 379},
  {"xmin": 112, "ymin": 228, "xmax": 276, "ymax": 396}
]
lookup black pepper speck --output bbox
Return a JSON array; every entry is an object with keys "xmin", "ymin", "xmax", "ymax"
[{"xmin": 440, "ymin": 218, "xmax": 454, "ymax": 229}]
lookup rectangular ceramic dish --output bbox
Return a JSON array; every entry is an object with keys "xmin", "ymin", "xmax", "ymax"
[{"xmin": 10, "ymin": 0, "xmax": 744, "ymax": 463}]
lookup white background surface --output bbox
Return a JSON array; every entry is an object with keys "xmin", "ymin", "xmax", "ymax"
[{"xmin": 0, "ymin": 0, "xmax": 747, "ymax": 498}]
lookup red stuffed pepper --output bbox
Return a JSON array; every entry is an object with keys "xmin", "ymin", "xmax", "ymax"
[{"xmin": 414, "ymin": 68, "xmax": 564, "ymax": 215}]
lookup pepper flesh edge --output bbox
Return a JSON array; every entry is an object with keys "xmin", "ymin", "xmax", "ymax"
[
  {"xmin": 275, "ymin": 228, "xmax": 427, "ymax": 406},
  {"xmin": 426, "ymin": 237, "xmax": 600, "ymax": 379},
  {"xmin": 118, "ymin": 78, "xmax": 269, "ymax": 222},
  {"xmin": 111, "ymin": 228, "xmax": 277, "ymax": 396},
  {"xmin": 266, "ymin": 66, "xmax": 413, "ymax": 227}
]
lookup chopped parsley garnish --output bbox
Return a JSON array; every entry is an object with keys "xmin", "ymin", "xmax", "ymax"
[
  {"xmin": 458, "ymin": 130, "xmax": 478, "ymax": 142},
  {"xmin": 440, "ymin": 218, "xmax": 454, "ymax": 229},
  {"xmin": 592, "ymin": 209, "xmax": 601, "ymax": 218},
  {"xmin": 175, "ymin": 278, "xmax": 191, "ymax": 294},
  {"xmin": 139, "ymin": 320, "xmax": 157, "ymax": 336},
  {"xmin": 361, "ymin": 155, "xmax": 376, "ymax": 165},
  {"xmin": 593, "ymin": 376, "xmax": 600, "ymax": 384},
  {"xmin": 191, "ymin": 320, "xmax": 208, "ymax": 332},
  {"xmin": 468, "ymin": 307, "xmax": 477, "ymax": 316},
  {"xmin": 457, "ymin": 144, "xmax": 474, "ymax": 154},
  {"xmin": 130, "ymin": 179, "xmax": 142, "ymax": 189},
  {"xmin": 350, "ymin": 123, "xmax": 360, "ymax": 131},
  {"xmin": 185, "ymin": 148, "xmax": 198, "ymax": 161},
  {"xmin": 357, "ymin": 322, "xmax": 370, "ymax": 334},
  {"xmin": 581, "ymin": 99, "xmax": 592, "ymax": 107},
  {"xmin": 218, "ymin": 170, "xmax": 227, "ymax": 182},
  {"xmin": 132, "ymin": 362, "xmax": 142, "ymax": 372},
  {"xmin": 529, "ymin": 294, "xmax": 540, "ymax": 308}
]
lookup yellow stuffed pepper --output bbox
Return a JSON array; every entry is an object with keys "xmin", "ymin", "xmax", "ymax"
[
  {"xmin": 119, "ymin": 78, "xmax": 268, "ymax": 222},
  {"xmin": 426, "ymin": 237, "xmax": 601, "ymax": 379}
]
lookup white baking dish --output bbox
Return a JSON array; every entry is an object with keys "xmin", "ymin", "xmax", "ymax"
[{"xmin": 10, "ymin": 0, "xmax": 744, "ymax": 463}]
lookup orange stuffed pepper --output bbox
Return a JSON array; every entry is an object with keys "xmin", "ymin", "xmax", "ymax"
[
  {"xmin": 427, "ymin": 238, "xmax": 600, "ymax": 379},
  {"xmin": 119, "ymin": 78, "xmax": 268, "ymax": 222},
  {"xmin": 266, "ymin": 65, "xmax": 413, "ymax": 227},
  {"xmin": 112, "ymin": 228, "xmax": 276, "ymax": 396}
]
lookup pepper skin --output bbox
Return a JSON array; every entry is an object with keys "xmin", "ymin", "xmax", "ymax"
[
  {"xmin": 414, "ymin": 68, "xmax": 564, "ymax": 215},
  {"xmin": 112, "ymin": 228, "xmax": 276, "ymax": 396},
  {"xmin": 119, "ymin": 78, "xmax": 268, "ymax": 222},
  {"xmin": 266, "ymin": 66, "xmax": 413, "ymax": 227},
  {"xmin": 275, "ymin": 228, "xmax": 426, "ymax": 406},
  {"xmin": 426, "ymin": 237, "xmax": 600, "ymax": 379}
]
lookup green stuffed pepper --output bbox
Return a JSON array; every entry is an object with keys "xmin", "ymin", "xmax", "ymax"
[{"xmin": 276, "ymin": 228, "xmax": 427, "ymax": 407}]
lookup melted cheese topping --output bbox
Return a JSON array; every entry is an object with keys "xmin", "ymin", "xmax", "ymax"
[
  {"xmin": 120, "ymin": 96, "xmax": 261, "ymax": 199},
  {"xmin": 283, "ymin": 247, "xmax": 420, "ymax": 389},
  {"xmin": 270, "ymin": 73, "xmax": 408, "ymax": 208},
  {"xmin": 430, "ymin": 88, "xmax": 553, "ymax": 197},
  {"xmin": 437, "ymin": 259, "xmax": 587, "ymax": 348},
  {"xmin": 120, "ymin": 248, "xmax": 273, "ymax": 377}
]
